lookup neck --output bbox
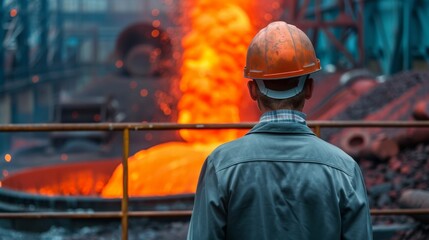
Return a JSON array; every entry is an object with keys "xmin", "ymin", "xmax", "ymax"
[{"xmin": 257, "ymin": 99, "xmax": 304, "ymax": 114}]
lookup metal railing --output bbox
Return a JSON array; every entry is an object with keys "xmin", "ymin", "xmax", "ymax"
[{"xmin": 1, "ymin": 121, "xmax": 429, "ymax": 239}]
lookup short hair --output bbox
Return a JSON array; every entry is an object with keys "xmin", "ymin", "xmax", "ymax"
[{"xmin": 255, "ymin": 76, "xmax": 307, "ymax": 111}]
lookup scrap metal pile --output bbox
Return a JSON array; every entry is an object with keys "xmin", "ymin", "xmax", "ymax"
[{"xmin": 309, "ymin": 70, "xmax": 429, "ymax": 237}]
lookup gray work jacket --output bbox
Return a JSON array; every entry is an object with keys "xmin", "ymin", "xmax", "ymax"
[{"xmin": 187, "ymin": 121, "xmax": 372, "ymax": 240}]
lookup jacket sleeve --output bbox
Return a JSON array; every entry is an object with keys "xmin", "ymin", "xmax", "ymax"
[
  {"xmin": 187, "ymin": 157, "xmax": 227, "ymax": 240},
  {"xmin": 341, "ymin": 163, "xmax": 373, "ymax": 240}
]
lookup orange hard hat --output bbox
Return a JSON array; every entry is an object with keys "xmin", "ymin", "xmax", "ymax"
[{"xmin": 244, "ymin": 21, "xmax": 321, "ymax": 80}]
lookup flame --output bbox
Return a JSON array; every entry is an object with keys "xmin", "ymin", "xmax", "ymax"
[
  {"xmin": 102, "ymin": 0, "xmax": 265, "ymax": 197},
  {"xmin": 24, "ymin": 171, "xmax": 106, "ymax": 196},
  {"xmin": 101, "ymin": 142, "xmax": 218, "ymax": 197},
  {"xmin": 178, "ymin": 1, "xmax": 253, "ymax": 143}
]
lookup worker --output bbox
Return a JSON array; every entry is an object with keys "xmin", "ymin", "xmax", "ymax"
[{"xmin": 187, "ymin": 21, "xmax": 372, "ymax": 240}]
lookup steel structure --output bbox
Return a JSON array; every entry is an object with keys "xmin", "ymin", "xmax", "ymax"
[
  {"xmin": 281, "ymin": 0, "xmax": 364, "ymax": 71},
  {"xmin": 0, "ymin": 0, "xmax": 428, "ymax": 121},
  {"xmin": 281, "ymin": 0, "xmax": 429, "ymax": 75},
  {"xmin": 1, "ymin": 0, "xmax": 428, "ymax": 121},
  {"xmin": 365, "ymin": 0, "xmax": 429, "ymax": 75},
  {"xmin": 0, "ymin": 0, "xmax": 173, "ymax": 153}
]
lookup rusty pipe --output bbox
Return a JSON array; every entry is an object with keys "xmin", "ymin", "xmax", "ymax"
[
  {"xmin": 413, "ymin": 100, "xmax": 429, "ymax": 120},
  {"xmin": 370, "ymin": 208, "xmax": 429, "ymax": 216},
  {"xmin": 339, "ymin": 128, "xmax": 371, "ymax": 158},
  {"xmin": 1, "ymin": 209, "xmax": 429, "ymax": 218},
  {"xmin": 2, "ymin": 121, "xmax": 429, "ymax": 132},
  {"xmin": 339, "ymin": 129, "xmax": 399, "ymax": 160},
  {"xmin": 121, "ymin": 129, "xmax": 130, "ymax": 240},
  {"xmin": 0, "ymin": 211, "xmax": 193, "ymax": 219},
  {"xmin": 393, "ymin": 127, "xmax": 429, "ymax": 148},
  {"xmin": 398, "ymin": 190, "xmax": 429, "ymax": 223}
]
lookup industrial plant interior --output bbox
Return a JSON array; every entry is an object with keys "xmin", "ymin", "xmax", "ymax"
[{"xmin": 0, "ymin": 0, "xmax": 428, "ymax": 239}]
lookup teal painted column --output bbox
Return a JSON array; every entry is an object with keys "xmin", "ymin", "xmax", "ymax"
[{"xmin": 0, "ymin": 0, "xmax": 4, "ymax": 86}]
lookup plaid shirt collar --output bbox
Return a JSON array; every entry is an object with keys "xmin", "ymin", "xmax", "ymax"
[{"xmin": 259, "ymin": 110, "xmax": 307, "ymax": 125}]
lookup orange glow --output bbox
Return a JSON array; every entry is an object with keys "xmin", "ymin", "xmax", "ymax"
[
  {"xmin": 61, "ymin": 154, "xmax": 68, "ymax": 161},
  {"xmin": 151, "ymin": 8, "xmax": 160, "ymax": 17},
  {"xmin": 25, "ymin": 171, "xmax": 108, "ymax": 196},
  {"xmin": 115, "ymin": 59, "xmax": 124, "ymax": 68},
  {"xmin": 32, "ymin": 75, "xmax": 40, "ymax": 83},
  {"xmin": 264, "ymin": 13, "xmax": 273, "ymax": 21},
  {"xmin": 101, "ymin": 142, "xmax": 218, "ymax": 197},
  {"xmin": 272, "ymin": 1, "xmax": 280, "ymax": 9},
  {"xmin": 93, "ymin": 114, "xmax": 101, "ymax": 122},
  {"xmin": 151, "ymin": 29, "xmax": 160, "ymax": 38},
  {"xmin": 160, "ymin": 102, "xmax": 172, "ymax": 115},
  {"xmin": 173, "ymin": 51, "xmax": 181, "ymax": 60},
  {"xmin": 140, "ymin": 89, "xmax": 149, "ymax": 97},
  {"xmin": 10, "ymin": 9, "xmax": 18, "ymax": 17},
  {"xmin": 178, "ymin": 0, "xmax": 254, "ymax": 144},
  {"xmin": 101, "ymin": 0, "xmax": 262, "ymax": 197},
  {"xmin": 4, "ymin": 154, "xmax": 12, "ymax": 162},
  {"xmin": 152, "ymin": 20, "xmax": 161, "ymax": 28}
]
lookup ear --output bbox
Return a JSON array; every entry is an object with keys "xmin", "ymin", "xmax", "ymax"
[
  {"xmin": 304, "ymin": 78, "xmax": 314, "ymax": 100},
  {"xmin": 247, "ymin": 80, "xmax": 258, "ymax": 101}
]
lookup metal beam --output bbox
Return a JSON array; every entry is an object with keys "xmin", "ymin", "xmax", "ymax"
[
  {"xmin": 16, "ymin": 0, "xmax": 30, "ymax": 76},
  {"xmin": 38, "ymin": 0, "xmax": 49, "ymax": 69},
  {"xmin": 282, "ymin": 0, "xmax": 364, "ymax": 70},
  {"xmin": 0, "ymin": 1, "xmax": 4, "ymax": 86},
  {"xmin": 0, "ymin": 208, "xmax": 428, "ymax": 219},
  {"xmin": 2, "ymin": 121, "xmax": 429, "ymax": 132}
]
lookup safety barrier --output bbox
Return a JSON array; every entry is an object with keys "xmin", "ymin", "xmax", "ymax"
[{"xmin": 1, "ymin": 121, "xmax": 429, "ymax": 240}]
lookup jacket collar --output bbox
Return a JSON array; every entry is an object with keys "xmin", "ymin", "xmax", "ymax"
[{"xmin": 246, "ymin": 121, "xmax": 316, "ymax": 136}]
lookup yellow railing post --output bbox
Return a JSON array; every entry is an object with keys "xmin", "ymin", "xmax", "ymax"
[
  {"xmin": 314, "ymin": 125, "xmax": 321, "ymax": 137},
  {"xmin": 121, "ymin": 128, "xmax": 130, "ymax": 240}
]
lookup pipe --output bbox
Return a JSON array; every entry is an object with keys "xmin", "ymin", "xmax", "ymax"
[
  {"xmin": 121, "ymin": 129, "xmax": 130, "ymax": 240},
  {"xmin": 0, "ymin": 210, "xmax": 192, "ymax": 219},
  {"xmin": 368, "ymin": 137, "xmax": 398, "ymax": 160},
  {"xmin": 370, "ymin": 208, "xmax": 429, "ymax": 216},
  {"xmin": 393, "ymin": 127, "xmax": 429, "ymax": 149},
  {"xmin": 339, "ymin": 129, "xmax": 398, "ymax": 160},
  {"xmin": 339, "ymin": 128, "xmax": 371, "ymax": 157},
  {"xmin": 2, "ymin": 121, "xmax": 429, "ymax": 132},
  {"xmin": 399, "ymin": 190, "xmax": 429, "ymax": 223},
  {"xmin": 1, "ymin": 208, "xmax": 429, "ymax": 218},
  {"xmin": 413, "ymin": 100, "xmax": 429, "ymax": 120}
]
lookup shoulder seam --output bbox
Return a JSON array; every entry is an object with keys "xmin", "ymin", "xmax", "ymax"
[{"xmin": 216, "ymin": 158, "xmax": 354, "ymax": 177}]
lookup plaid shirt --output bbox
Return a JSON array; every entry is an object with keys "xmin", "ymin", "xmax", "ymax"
[{"xmin": 259, "ymin": 109, "xmax": 306, "ymax": 125}]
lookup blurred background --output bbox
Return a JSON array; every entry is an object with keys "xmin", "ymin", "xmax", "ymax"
[{"xmin": 0, "ymin": 0, "xmax": 429, "ymax": 239}]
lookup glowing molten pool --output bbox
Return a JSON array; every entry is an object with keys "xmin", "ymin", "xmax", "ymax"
[
  {"xmin": 101, "ymin": 142, "xmax": 219, "ymax": 197},
  {"xmin": 101, "ymin": 0, "xmax": 257, "ymax": 197}
]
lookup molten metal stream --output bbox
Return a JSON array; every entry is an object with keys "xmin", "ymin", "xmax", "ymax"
[
  {"xmin": 177, "ymin": 1, "xmax": 253, "ymax": 143},
  {"xmin": 101, "ymin": 0, "xmax": 256, "ymax": 197},
  {"xmin": 8, "ymin": 1, "xmax": 279, "ymax": 197}
]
